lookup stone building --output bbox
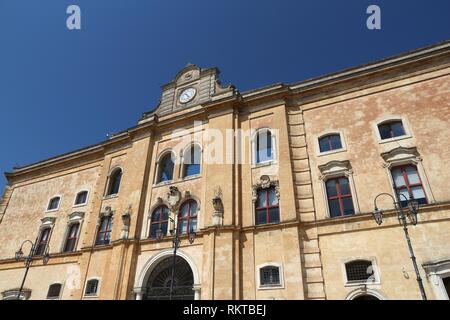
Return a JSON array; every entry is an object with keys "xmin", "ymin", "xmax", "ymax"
[{"xmin": 0, "ymin": 41, "xmax": 449, "ymax": 300}]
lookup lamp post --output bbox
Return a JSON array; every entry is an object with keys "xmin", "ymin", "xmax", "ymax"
[
  {"xmin": 14, "ymin": 239, "xmax": 50, "ymax": 300},
  {"xmin": 372, "ymin": 189, "xmax": 427, "ymax": 300},
  {"xmin": 155, "ymin": 216, "xmax": 195, "ymax": 300}
]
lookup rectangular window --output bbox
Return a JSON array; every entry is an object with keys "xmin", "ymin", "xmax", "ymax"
[
  {"xmin": 391, "ymin": 165, "xmax": 427, "ymax": 206},
  {"xmin": 64, "ymin": 223, "xmax": 80, "ymax": 252},
  {"xmin": 95, "ymin": 216, "xmax": 112, "ymax": 246},
  {"xmin": 255, "ymin": 187, "xmax": 280, "ymax": 225},
  {"xmin": 326, "ymin": 177, "xmax": 355, "ymax": 218},
  {"xmin": 256, "ymin": 130, "xmax": 273, "ymax": 163},
  {"xmin": 35, "ymin": 228, "xmax": 51, "ymax": 256}
]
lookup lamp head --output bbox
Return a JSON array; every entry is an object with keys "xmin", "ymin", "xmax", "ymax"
[
  {"xmin": 43, "ymin": 252, "xmax": 50, "ymax": 265},
  {"xmin": 188, "ymin": 231, "xmax": 196, "ymax": 244},
  {"xmin": 15, "ymin": 248, "xmax": 23, "ymax": 262},
  {"xmin": 372, "ymin": 207, "xmax": 383, "ymax": 225},
  {"xmin": 407, "ymin": 199, "xmax": 419, "ymax": 225}
]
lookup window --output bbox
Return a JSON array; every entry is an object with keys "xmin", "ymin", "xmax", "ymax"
[
  {"xmin": 255, "ymin": 187, "xmax": 280, "ymax": 225},
  {"xmin": 35, "ymin": 227, "xmax": 51, "ymax": 256},
  {"xmin": 47, "ymin": 284, "xmax": 62, "ymax": 299},
  {"xmin": 260, "ymin": 266, "xmax": 281, "ymax": 287},
  {"xmin": 326, "ymin": 177, "xmax": 355, "ymax": 218},
  {"xmin": 378, "ymin": 120, "xmax": 406, "ymax": 140},
  {"xmin": 149, "ymin": 206, "xmax": 169, "ymax": 239},
  {"xmin": 345, "ymin": 260, "xmax": 374, "ymax": 283},
  {"xmin": 256, "ymin": 129, "xmax": 273, "ymax": 164},
  {"xmin": 157, "ymin": 153, "xmax": 175, "ymax": 183},
  {"xmin": 85, "ymin": 279, "xmax": 99, "ymax": 296},
  {"xmin": 178, "ymin": 200, "xmax": 198, "ymax": 234},
  {"xmin": 183, "ymin": 144, "xmax": 201, "ymax": 178},
  {"xmin": 391, "ymin": 165, "xmax": 428, "ymax": 207},
  {"xmin": 74, "ymin": 191, "xmax": 88, "ymax": 206},
  {"xmin": 47, "ymin": 197, "xmax": 61, "ymax": 211},
  {"xmin": 107, "ymin": 169, "xmax": 122, "ymax": 196},
  {"xmin": 63, "ymin": 223, "xmax": 80, "ymax": 252},
  {"xmin": 95, "ymin": 216, "xmax": 113, "ymax": 246},
  {"xmin": 319, "ymin": 134, "xmax": 343, "ymax": 153}
]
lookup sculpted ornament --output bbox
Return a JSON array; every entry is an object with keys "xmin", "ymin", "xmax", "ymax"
[
  {"xmin": 167, "ymin": 186, "xmax": 182, "ymax": 210},
  {"xmin": 252, "ymin": 175, "xmax": 280, "ymax": 203}
]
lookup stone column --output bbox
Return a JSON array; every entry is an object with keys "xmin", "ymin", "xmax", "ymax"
[
  {"xmin": 193, "ymin": 284, "xmax": 201, "ymax": 300},
  {"xmin": 133, "ymin": 287, "xmax": 146, "ymax": 300}
]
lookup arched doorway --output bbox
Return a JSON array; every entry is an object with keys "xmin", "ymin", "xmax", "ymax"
[
  {"xmin": 352, "ymin": 294, "xmax": 380, "ymax": 300},
  {"xmin": 145, "ymin": 256, "xmax": 195, "ymax": 300}
]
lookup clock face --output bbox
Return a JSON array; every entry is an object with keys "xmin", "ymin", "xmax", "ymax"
[{"xmin": 179, "ymin": 87, "xmax": 197, "ymax": 103}]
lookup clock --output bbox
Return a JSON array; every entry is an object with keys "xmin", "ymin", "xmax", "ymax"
[{"xmin": 179, "ymin": 87, "xmax": 197, "ymax": 104}]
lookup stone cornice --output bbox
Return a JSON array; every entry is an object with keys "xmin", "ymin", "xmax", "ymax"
[{"xmin": 4, "ymin": 40, "xmax": 450, "ymax": 184}]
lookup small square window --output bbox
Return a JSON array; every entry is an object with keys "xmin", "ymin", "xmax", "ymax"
[
  {"xmin": 85, "ymin": 279, "xmax": 99, "ymax": 296},
  {"xmin": 47, "ymin": 284, "xmax": 62, "ymax": 299},
  {"xmin": 345, "ymin": 260, "xmax": 374, "ymax": 283},
  {"xmin": 378, "ymin": 121, "xmax": 406, "ymax": 140},
  {"xmin": 260, "ymin": 266, "xmax": 281, "ymax": 287}
]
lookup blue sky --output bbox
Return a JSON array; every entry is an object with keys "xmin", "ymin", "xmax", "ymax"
[{"xmin": 0, "ymin": 0, "xmax": 449, "ymax": 192}]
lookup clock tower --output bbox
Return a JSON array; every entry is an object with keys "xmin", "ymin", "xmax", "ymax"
[{"xmin": 139, "ymin": 64, "xmax": 236, "ymax": 123}]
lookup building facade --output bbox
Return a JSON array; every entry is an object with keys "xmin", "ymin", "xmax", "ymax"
[{"xmin": 1, "ymin": 41, "xmax": 450, "ymax": 300}]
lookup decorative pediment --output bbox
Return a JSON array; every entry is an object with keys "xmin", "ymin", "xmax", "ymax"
[
  {"xmin": 252, "ymin": 175, "xmax": 280, "ymax": 203},
  {"xmin": 40, "ymin": 217, "xmax": 56, "ymax": 226},
  {"xmin": 381, "ymin": 147, "xmax": 421, "ymax": 168},
  {"xmin": 318, "ymin": 160, "xmax": 352, "ymax": 180},
  {"xmin": 68, "ymin": 212, "xmax": 85, "ymax": 222},
  {"xmin": 2, "ymin": 288, "xmax": 31, "ymax": 300},
  {"xmin": 100, "ymin": 206, "xmax": 114, "ymax": 218},
  {"xmin": 139, "ymin": 64, "xmax": 236, "ymax": 122}
]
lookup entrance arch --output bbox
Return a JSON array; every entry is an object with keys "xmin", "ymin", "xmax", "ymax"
[
  {"xmin": 346, "ymin": 288, "xmax": 386, "ymax": 300},
  {"xmin": 134, "ymin": 249, "xmax": 200, "ymax": 300},
  {"xmin": 145, "ymin": 256, "xmax": 194, "ymax": 300}
]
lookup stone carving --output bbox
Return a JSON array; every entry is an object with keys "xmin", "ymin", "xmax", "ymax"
[
  {"xmin": 103, "ymin": 206, "xmax": 113, "ymax": 217},
  {"xmin": 167, "ymin": 186, "xmax": 182, "ymax": 210},
  {"xmin": 212, "ymin": 186, "xmax": 224, "ymax": 227},
  {"xmin": 252, "ymin": 176, "xmax": 280, "ymax": 203}
]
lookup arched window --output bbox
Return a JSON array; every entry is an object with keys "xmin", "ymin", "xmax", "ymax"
[
  {"xmin": 63, "ymin": 222, "xmax": 80, "ymax": 252},
  {"xmin": 157, "ymin": 153, "xmax": 175, "ymax": 183},
  {"xmin": 47, "ymin": 283, "xmax": 62, "ymax": 299},
  {"xmin": 85, "ymin": 279, "xmax": 99, "ymax": 296},
  {"xmin": 149, "ymin": 206, "xmax": 169, "ymax": 239},
  {"xmin": 74, "ymin": 191, "xmax": 88, "ymax": 206},
  {"xmin": 378, "ymin": 120, "xmax": 406, "ymax": 140},
  {"xmin": 345, "ymin": 260, "xmax": 374, "ymax": 283},
  {"xmin": 255, "ymin": 187, "xmax": 280, "ymax": 225},
  {"xmin": 178, "ymin": 200, "xmax": 198, "ymax": 234},
  {"xmin": 319, "ymin": 134, "xmax": 342, "ymax": 153},
  {"xmin": 107, "ymin": 169, "xmax": 122, "ymax": 196},
  {"xmin": 259, "ymin": 266, "xmax": 281, "ymax": 287},
  {"xmin": 47, "ymin": 196, "xmax": 61, "ymax": 211},
  {"xmin": 95, "ymin": 215, "xmax": 113, "ymax": 246},
  {"xmin": 255, "ymin": 129, "xmax": 274, "ymax": 164},
  {"xmin": 183, "ymin": 144, "xmax": 201, "ymax": 178},
  {"xmin": 391, "ymin": 164, "xmax": 427, "ymax": 206},
  {"xmin": 35, "ymin": 227, "xmax": 51, "ymax": 256},
  {"xmin": 326, "ymin": 177, "xmax": 355, "ymax": 218}
]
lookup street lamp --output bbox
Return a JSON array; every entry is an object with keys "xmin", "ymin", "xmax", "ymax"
[
  {"xmin": 372, "ymin": 190, "xmax": 427, "ymax": 300},
  {"xmin": 14, "ymin": 239, "xmax": 50, "ymax": 300},
  {"xmin": 156, "ymin": 215, "xmax": 196, "ymax": 300}
]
